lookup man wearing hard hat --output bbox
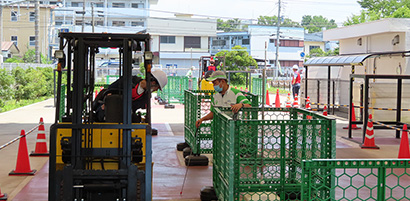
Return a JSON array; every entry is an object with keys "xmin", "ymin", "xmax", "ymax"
[
  {"xmin": 94, "ymin": 70, "xmax": 168, "ymax": 122},
  {"xmin": 291, "ymin": 65, "xmax": 301, "ymax": 99}
]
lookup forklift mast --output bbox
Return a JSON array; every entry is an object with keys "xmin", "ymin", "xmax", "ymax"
[{"xmin": 49, "ymin": 33, "xmax": 153, "ymax": 201}]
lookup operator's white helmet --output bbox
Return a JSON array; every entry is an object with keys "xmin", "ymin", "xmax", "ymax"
[
  {"xmin": 151, "ymin": 70, "xmax": 168, "ymax": 90},
  {"xmin": 292, "ymin": 65, "xmax": 299, "ymax": 70}
]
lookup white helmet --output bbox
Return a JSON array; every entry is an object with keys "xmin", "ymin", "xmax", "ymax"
[
  {"xmin": 151, "ymin": 70, "xmax": 168, "ymax": 90},
  {"xmin": 292, "ymin": 65, "xmax": 299, "ymax": 70}
]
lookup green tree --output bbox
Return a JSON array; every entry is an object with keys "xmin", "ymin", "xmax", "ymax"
[
  {"xmin": 0, "ymin": 68, "xmax": 15, "ymax": 107},
  {"xmin": 12, "ymin": 67, "xmax": 50, "ymax": 101},
  {"xmin": 6, "ymin": 49, "xmax": 52, "ymax": 64},
  {"xmin": 344, "ymin": 0, "xmax": 410, "ymax": 26},
  {"xmin": 301, "ymin": 15, "xmax": 337, "ymax": 33},
  {"xmin": 257, "ymin": 16, "xmax": 301, "ymax": 27},
  {"xmin": 214, "ymin": 46, "xmax": 257, "ymax": 85},
  {"xmin": 217, "ymin": 18, "xmax": 244, "ymax": 32},
  {"xmin": 306, "ymin": 47, "xmax": 339, "ymax": 58}
]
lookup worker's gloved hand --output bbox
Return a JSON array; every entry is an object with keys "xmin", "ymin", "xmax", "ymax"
[
  {"xmin": 231, "ymin": 103, "xmax": 243, "ymax": 113},
  {"xmin": 195, "ymin": 119, "xmax": 203, "ymax": 128}
]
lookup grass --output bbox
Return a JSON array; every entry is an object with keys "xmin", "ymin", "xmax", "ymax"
[{"xmin": 0, "ymin": 96, "xmax": 51, "ymax": 113}]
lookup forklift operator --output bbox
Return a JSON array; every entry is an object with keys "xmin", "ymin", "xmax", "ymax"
[{"xmin": 94, "ymin": 70, "xmax": 168, "ymax": 122}]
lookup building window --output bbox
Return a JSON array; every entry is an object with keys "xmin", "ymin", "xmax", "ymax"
[
  {"xmin": 95, "ymin": 2, "xmax": 104, "ymax": 7},
  {"xmin": 131, "ymin": 21, "xmax": 144, "ymax": 26},
  {"xmin": 11, "ymin": 36, "xmax": 18, "ymax": 46},
  {"xmin": 96, "ymin": 21, "xmax": 104, "ymax": 26},
  {"xmin": 212, "ymin": 39, "xmax": 226, "ymax": 46},
  {"xmin": 49, "ymin": 1, "xmax": 58, "ymax": 5},
  {"xmin": 309, "ymin": 45, "xmax": 321, "ymax": 52},
  {"xmin": 55, "ymin": 20, "xmax": 63, "ymax": 26},
  {"xmin": 242, "ymin": 39, "xmax": 250, "ymax": 45},
  {"xmin": 71, "ymin": 2, "xmax": 83, "ymax": 7},
  {"xmin": 131, "ymin": 3, "xmax": 144, "ymax": 8},
  {"xmin": 29, "ymin": 36, "xmax": 35, "ymax": 46},
  {"xmin": 11, "ymin": 11, "xmax": 18, "ymax": 21},
  {"xmin": 112, "ymin": 21, "xmax": 125, "ymax": 26},
  {"xmin": 184, "ymin": 36, "xmax": 200, "ymax": 48},
  {"xmin": 112, "ymin": 3, "xmax": 125, "ymax": 8},
  {"xmin": 29, "ymin": 12, "xmax": 35, "ymax": 22},
  {"xmin": 279, "ymin": 40, "xmax": 304, "ymax": 47},
  {"xmin": 160, "ymin": 36, "xmax": 176, "ymax": 44},
  {"xmin": 75, "ymin": 20, "xmax": 83, "ymax": 25}
]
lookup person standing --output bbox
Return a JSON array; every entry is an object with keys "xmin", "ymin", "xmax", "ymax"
[{"xmin": 291, "ymin": 65, "xmax": 301, "ymax": 99}]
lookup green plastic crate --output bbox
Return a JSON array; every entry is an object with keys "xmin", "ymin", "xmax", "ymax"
[
  {"xmin": 212, "ymin": 107, "xmax": 336, "ymax": 201},
  {"xmin": 184, "ymin": 90, "xmax": 259, "ymax": 155},
  {"xmin": 302, "ymin": 159, "xmax": 410, "ymax": 201},
  {"xmin": 158, "ymin": 76, "xmax": 197, "ymax": 104}
]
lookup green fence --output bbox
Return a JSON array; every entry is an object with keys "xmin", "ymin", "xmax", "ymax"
[
  {"xmin": 251, "ymin": 77, "xmax": 266, "ymax": 104},
  {"xmin": 302, "ymin": 159, "xmax": 410, "ymax": 201},
  {"xmin": 212, "ymin": 107, "xmax": 336, "ymax": 201},
  {"xmin": 157, "ymin": 76, "xmax": 197, "ymax": 104},
  {"xmin": 184, "ymin": 90, "xmax": 259, "ymax": 155}
]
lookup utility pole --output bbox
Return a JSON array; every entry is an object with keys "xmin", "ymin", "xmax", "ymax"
[
  {"xmin": 81, "ymin": 0, "xmax": 85, "ymax": 32},
  {"xmin": 91, "ymin": 2, "xmax": 94, "ymax": 33},
  {"xmin": 35, "ymin": 0, "xmax": 40, "ymax": 63},
  {"xmin": 275, "ymin": 0, "xmax": 281, "ymax": 80}
]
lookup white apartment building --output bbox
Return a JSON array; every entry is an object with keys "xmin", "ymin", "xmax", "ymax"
[{"xmin": 147, "ymin": 14, "xmax": 216, "ymax": 73}]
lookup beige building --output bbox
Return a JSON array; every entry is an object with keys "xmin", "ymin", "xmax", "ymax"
[{"xmin": 1, "ymin": 4, "xmax": 53, "ymax": 59}]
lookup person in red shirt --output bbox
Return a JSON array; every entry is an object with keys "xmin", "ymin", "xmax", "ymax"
[
  {"xmin": 291, "ymin": 65, "xmax": 301, "ymax": 99},
  {"xmin": 207, "ymin": 58, "xmax": 216, "ymax": 72}
]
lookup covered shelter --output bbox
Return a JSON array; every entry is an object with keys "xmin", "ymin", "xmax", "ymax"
[{"xmin": 303, "ymin": 50, "xmax": 410, "ymax": 140}]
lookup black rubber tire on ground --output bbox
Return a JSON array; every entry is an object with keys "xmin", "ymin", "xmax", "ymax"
[
  {"xmin": 176, "ymin": 142, "xmax": 190, "ymax": 151},
  {"xmin": 200, "ymin": 186, "xmax": 218, "ymax": 201},
  {"xmin": 152, "ymin": 128, "xmax": 158, "ymax": 135},
  {"xmin": 184, "ymin": 155, "xmax": 209, "ymax": 166},
  {"xmin": 182, "ymin": 147, "xmax": 192, "ymax": 158},
  {"xmin": 164, "ymin": 104, "xmax": 175, "ymax": 109}
]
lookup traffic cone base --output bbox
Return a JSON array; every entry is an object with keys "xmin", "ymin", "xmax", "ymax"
[
  {"xmin": 30, "ymin": 123, "xmax": 49, "ymax": 157},
  {"xmin": 9, "ymin": 169, "xmax": 37, "ymax": 176},
  {"xmin": 398, "ymin": 124, "xmax": 410, "ymax": 158},
  {"xmin": 10, "ymin": 130, "xmax": 36, "ymax": 176},
  {"xmin": 285, "ymin": 93, "xmax": 292, "ymax": 108},
  {"xmin": 0, "ymin": 193, "xmax": 7, "ymax": 201},
  {"xmin": 361, "ymin": 114, "xmax": 379, "ymax": 149},
  {"xmin": 293, "ymin": 96, "xmax": 299, "ymax": 108}
]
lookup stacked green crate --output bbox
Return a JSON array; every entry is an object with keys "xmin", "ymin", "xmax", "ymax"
[
  {"xmin": 158, "ymin": 76, "xmax": 197, "ymax": 104},
  {"xmin": 302, "ymin": 159, "xmax": 410, "ymax": 200},
  {"xmin": 212, "ymin": 107, "xmax": 336, "ymax": 200},
  {"xmin": 184, "ymin": 90, "xmax": 259, "ymax": 155},
  {"xmin": 251, "ymin": 77, "xmax": 266, "ymax": 104},
  {"xmin": 184, "ymin": 90, "xmax": 214, "ymax": 155}
]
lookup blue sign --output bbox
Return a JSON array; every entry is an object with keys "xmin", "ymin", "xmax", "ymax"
[{"xmin": 300, "ymin": 52, "xmax": 305, "ymax": 58}]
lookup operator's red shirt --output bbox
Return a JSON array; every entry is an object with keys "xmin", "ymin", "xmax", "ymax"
[
  {"xmin": 292, "ymin": 72, "xmax": 301, "ymax": 85},
  {"xmin": 207, "ymin": 65, "xmax": 216, "ymax": 72}
]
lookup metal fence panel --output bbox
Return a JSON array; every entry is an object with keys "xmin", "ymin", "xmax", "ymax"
[
  {"xmin": 251, "ymin": 77, "xmax": 266, "ymax": 104},
  {"xmin": 213, "ymin": 107, "xmax": 336, "ymax": 200}
]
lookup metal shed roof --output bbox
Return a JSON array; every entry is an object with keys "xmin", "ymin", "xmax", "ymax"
[
  {"xmin": 304, "ymin": 54, "xmax": 371, "ymax": 66},
  {"xmin": 304, "ymin": 51, "xmax": 410, "ymax": 66}
]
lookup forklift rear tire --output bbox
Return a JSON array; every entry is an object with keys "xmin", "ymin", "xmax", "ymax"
[{"xmin": 152, "ymin": 128, "xmax": 158, "ymax": 135}]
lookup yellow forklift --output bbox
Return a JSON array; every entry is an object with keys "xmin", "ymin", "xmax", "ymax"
[{"xmin": 49, "ymin": 33, "xmax": 153, "ymax": 201}]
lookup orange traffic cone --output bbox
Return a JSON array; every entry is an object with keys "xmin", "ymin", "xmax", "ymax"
[
  {"xmin": 95, "ymin": 89, "xmax": 98, "ymax": 99},
  {"xmin": 398, "ymin": 124, "xmax": 410, "ymax": 158},
  {"xmin": 306, "ymin": 96, "xmax": 312, "ymax": 119},
  {"xmin": 275, "ymin": 89, "xmax": 281, "ymax": 108},
  {"xmin": 285, "ymin": 93, "xmax": 292, "ymax": 108},
  {"xmin": 245, "ymin": 88, "xmax": 248, "ymax": 92},
  {"xmin": 9, "ymin": 130, "xmax": 36, "ymax": 175},
  {"xmin": 322, "ymin": 106, "xmax": 328, "ymax": 116},
  {"xmin": 305, "ymin": 96, "xmax": 311, "ymax": 110},
  {"xmin": 0, "ymin": 186, "xmax": 7, "ymax": 200},
  {"xmin": 240, "ymin": 87, "xmax": 243, "ymax": 91},
  {"xmin": 343, "ymin": 103, "xmax": 361, "ymax": 130},
  {"xmin": 30, "ymin": 118, "xmax": 49, "ymax": 156},
  {"xmin": 265, "ymin": 90, "xmax": 270, "ymax": 105},
  {"xmin": 361, "ymin": 114, "xmax": 379, "ymax": 149},
  {"xmin": 293, "ymin": 95, "xmax": 299, "ymax": 108}
]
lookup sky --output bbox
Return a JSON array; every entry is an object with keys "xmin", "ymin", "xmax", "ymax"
[{"xmin": 150, "ymin": 0, "xmax": 363, "ymax": 26}]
